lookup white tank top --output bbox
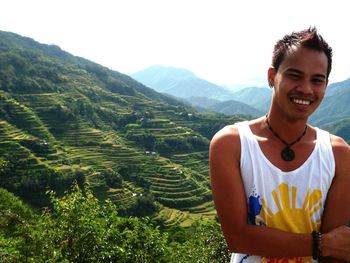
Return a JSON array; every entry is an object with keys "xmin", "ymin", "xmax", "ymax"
[{"xmin": 230, "ymin": 121, "xmax": 335, "ymax": 263}]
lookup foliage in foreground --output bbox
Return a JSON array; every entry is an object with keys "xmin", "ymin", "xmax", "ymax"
[{"xmin": 0, "ymin": 184, "xmax": 230, "ymax": 262}]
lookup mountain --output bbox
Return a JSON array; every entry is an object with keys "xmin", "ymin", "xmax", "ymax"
[
  {"xmin": 207, "ymin": 99, "xmax": 264, "ymax": 117},
  {"xmin": 183, "ymin": 96, "xmax": 264, "ymax": 117},
  {"xmin": 131, "ymin": 65, "xmax": 237, "ymax": 101},
  {"xmin": 182, "ymin": 96, "xmax": 220, "ymax": 109},
  {"xmin": 131, "ymin": 65, "xmax": 269, "ymax": 117},
  {"xmin": 230, "ymin": 87, "xmax": 272, "ymax": 113},
  {"xmin": 0, "ymin": 30, "xmax": 246, "ymax": 225},
  {"xmin": 324, "ymin": 77, "xmax": 350, "ymax": 97},
  {"xmin": 310, "ymin": 78, "xmax": 350, "ymax": 132},
  {"xmin": 223, "ymin": 76, "xmax": 268, "ymax": 92},
  {"xmin": 323, "ymin": 118, "xmax": 350, "ymax": 143}
]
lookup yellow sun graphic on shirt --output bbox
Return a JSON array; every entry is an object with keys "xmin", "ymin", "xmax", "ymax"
[
  {"xmin": 256, "ymin": 183, "xmax": 322, "ymax": 233},
  {"xmin": 255, "ymin": 183, "xmax": 323, "ymax": 263}
]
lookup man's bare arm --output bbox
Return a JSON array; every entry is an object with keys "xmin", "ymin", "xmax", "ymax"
[{"xmin": 321, "ymin": 135, "xmax": 350, "ymax": 261}]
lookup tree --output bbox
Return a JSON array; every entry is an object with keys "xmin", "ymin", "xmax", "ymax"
[
  {"xmin": 129, "ymin": 193, "xmax": 159, "ymax": 217},
  {"xmin": 0, "ymin": 188, "xmax": 37, "ymax": 262},
  {"xmin": 169, "ymin": 220, "xmax": 231, "ymax": 263},
  {"xmin": 34, "ymin": 183, "xmax": 170, "ymax": 262}
]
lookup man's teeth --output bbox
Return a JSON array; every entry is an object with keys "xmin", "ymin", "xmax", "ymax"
[{"xmin": 293, "ymin": 98, "xmax": 310, "ymax": 105}]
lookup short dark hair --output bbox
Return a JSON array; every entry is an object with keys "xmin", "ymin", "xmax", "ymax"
[{"xmin": 272, "ymin": 27, "xmax": 333, "ymax": 78}]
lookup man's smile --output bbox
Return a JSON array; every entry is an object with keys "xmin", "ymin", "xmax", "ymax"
[{"xmin": 291, "ymin": 98, "xmax": 312, "ymax": 105}]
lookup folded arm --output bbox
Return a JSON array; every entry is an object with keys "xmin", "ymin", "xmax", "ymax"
[{"xmin": 321, "ymin": 135, "xmax": 350, "ymax": 262}]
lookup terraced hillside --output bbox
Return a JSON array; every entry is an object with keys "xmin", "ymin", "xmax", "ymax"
[{"xmin": 0, "ymin": 30, "xmax": 244, "ymax": 225}]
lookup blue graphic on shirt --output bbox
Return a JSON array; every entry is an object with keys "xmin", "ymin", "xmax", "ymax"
[
  {"xmin": 239, "ymin": 254, "xmax": 251, "ymax": 263},
  {"xmin": 248, "ymin": 194, "xmax": 262, "ymax": 225}
]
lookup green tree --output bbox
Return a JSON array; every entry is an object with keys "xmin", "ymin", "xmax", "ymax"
[
  {"xmin": 0, "ymin": 188, "xmax": 37, "ymax": 262},
  {"xmin": 169, "ymin": 220, "xmax": 231, "ymax": 263},
  {"xmin": 34, "ymin": 183, "xmax": 170, "ymax": 262},
  {"xmin": 128, "ymin": 193, "xmax": 159, "ymax": 217}
]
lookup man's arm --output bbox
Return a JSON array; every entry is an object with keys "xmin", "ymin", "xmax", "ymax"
[
  {"xmin": 210, "ymin": 125, "xmax": 313, "ymax": 257},
  {"xmin": 321, "ymin": 135, "xmax": 350, "ymax": 260}
]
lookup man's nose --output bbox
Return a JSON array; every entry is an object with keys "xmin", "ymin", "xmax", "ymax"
[{"xmin": 296, "ymin": 80, "xmax": 313, "ymax": 94}]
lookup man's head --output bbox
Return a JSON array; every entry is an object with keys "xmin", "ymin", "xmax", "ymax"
[
  {"xmin": 267, "ymin": 27, "xmax": 331, "ymax": 120},
  {"xmin": 271, "ymin": 27, "xmax": 332, "ymax": 79}
]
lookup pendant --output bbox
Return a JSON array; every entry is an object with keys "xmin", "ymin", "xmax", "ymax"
[{"xmin": 281, "ymin": 146, "xmax": 295, "ymax": 162}]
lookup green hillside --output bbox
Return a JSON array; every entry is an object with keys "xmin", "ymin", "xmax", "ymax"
[{"xmin": 0, "ymin": 30, "xmax": 243, "ymax": 226}]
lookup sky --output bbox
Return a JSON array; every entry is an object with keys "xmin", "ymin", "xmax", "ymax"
[{"xmin": 1, "ymin": 0, "xmax": 349, "ymax": 87}]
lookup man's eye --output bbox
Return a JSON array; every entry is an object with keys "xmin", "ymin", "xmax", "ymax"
[
  {"xmin": 288, "ymin": 73, "xmax": 301, "ymax": 79},
  {"xmin": 312, "ymin": 78, "xmax": 325, "ymax": 84}
]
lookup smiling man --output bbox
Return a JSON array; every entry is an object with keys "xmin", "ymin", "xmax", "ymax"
[{"xmin": 210, "ymin": 27, "xmax": 350, "ymax": 262}]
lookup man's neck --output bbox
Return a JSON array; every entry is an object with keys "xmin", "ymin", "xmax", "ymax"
[{"xmin": 265, "ymin": 113, "xmax": 309, "ymax": 142}]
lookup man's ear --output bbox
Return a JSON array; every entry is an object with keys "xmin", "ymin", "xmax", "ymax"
[{"xmin": 267, "ymin": 67, "xmax": 275, "ymax": 88}]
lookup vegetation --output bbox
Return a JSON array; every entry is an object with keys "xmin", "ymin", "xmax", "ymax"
[
  {"xmin": 0, "ymin": 184, "xmax": 230, "ymax": 262},
  {"xmin": 0, "ymin": 30, "xmax": 246, "ymax": 218},
  {"xmin": 0, "ymin": 30, "xmax": 240, "ymax": 261}
]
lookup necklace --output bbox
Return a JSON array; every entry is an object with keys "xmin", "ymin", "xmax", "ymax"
[{"xmin": 265, "ymin": 116, "xmax": 308, "ymax": 162}]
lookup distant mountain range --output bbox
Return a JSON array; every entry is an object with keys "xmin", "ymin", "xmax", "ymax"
[
  {"xmin": 132, "ymin": 65, "xmax": 350, "ymax": 141},
  {"xmin": 131, "ymin": 65, "xmax": 271, "ymax": 118},
  {"xmin": 310, "ymin": 78, "xmax": 350, "ymax": 126},
  {"xmin": 131, "ymin": 65, "xmax": 237, "ymax": 101}
]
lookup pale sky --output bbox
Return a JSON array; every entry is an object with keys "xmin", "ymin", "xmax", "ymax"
[{"xmin": 1, "ymin": 0, "xmax": 349, "ymax": 87}]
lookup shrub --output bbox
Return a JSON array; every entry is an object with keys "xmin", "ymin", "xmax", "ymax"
[{"xmin": 34, "ymin": 183, "xmax": 170, "ymax": 262}]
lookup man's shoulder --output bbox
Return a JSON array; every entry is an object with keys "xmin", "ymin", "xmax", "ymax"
[
  {"xmin": 209, "ymin": 123, "xmax": 243, "ymax": 167},
  {"xmin": 312, "ymin": 126, "xmax": 349, "ymax": 152},
  {"xmin": 209, "ymin": 123, "xmax": 243, "ymax": 156},
  {"xmin": 210, "ymin": 118, "xmax": 262, "ymax": 149},
  {"xmin": 211, "ymin": 124, "xmax": 239, "ymax": 144},
  {"xmin": 330, "ymin": 133, "xmax": 350, "ymax": 155},
  {"xmin": 328, "ymin": 134, "xmax": 350, "ymax": 174}
]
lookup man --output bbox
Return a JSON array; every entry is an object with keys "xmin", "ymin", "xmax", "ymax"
[{"xmin": 210, "ymin": 27, "xmax": 350, "ymax": 262}]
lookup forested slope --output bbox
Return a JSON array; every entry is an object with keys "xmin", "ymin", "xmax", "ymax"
[{"xmin": 0, "ymin": 30, "xmax": 243, "ymax": 226}]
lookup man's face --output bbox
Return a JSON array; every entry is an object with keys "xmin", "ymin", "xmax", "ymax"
[{"xmin": 269, "ymin": 46, "xmax": 328, "ymax": 121}]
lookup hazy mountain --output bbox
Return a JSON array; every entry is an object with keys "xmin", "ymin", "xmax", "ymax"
[
  {"xmin": 131, "ymin": 65, "xmax": 237, "ymax": 101},
  {"xmin": 131, "ymin": 65, "xmax": 271, "ymax": 117},
  {"xmin": 230, "ymin": 87, "xmax": 272, "ymax": 113},
  {"xmin": 323, "ymin": 118, "xmax": 350, "ymax": 143},
  {"xmin": 183, "ymin": 96, "xmax": 263, "ymax": 117},
  {"xmin": 223, "ymin": 76, "xmax": 268, "ymax": 92},
  {"xmin": 207, "ymin": 99, "xmax": 264, "ymax": 117},
  {"xmin": 324, "ymin": 77, "xmax": 350, "ymax": 97},
  {"xmin": 131, "ymin": 63, "xmax": 350, "ymax": 138},
  {"xmin": 310, "ymin": 78, "xmax": 350, "ymax": 128},
  {"xmin": 183, "ymin": 96, "xmax": 220, "ymax": 109}
]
